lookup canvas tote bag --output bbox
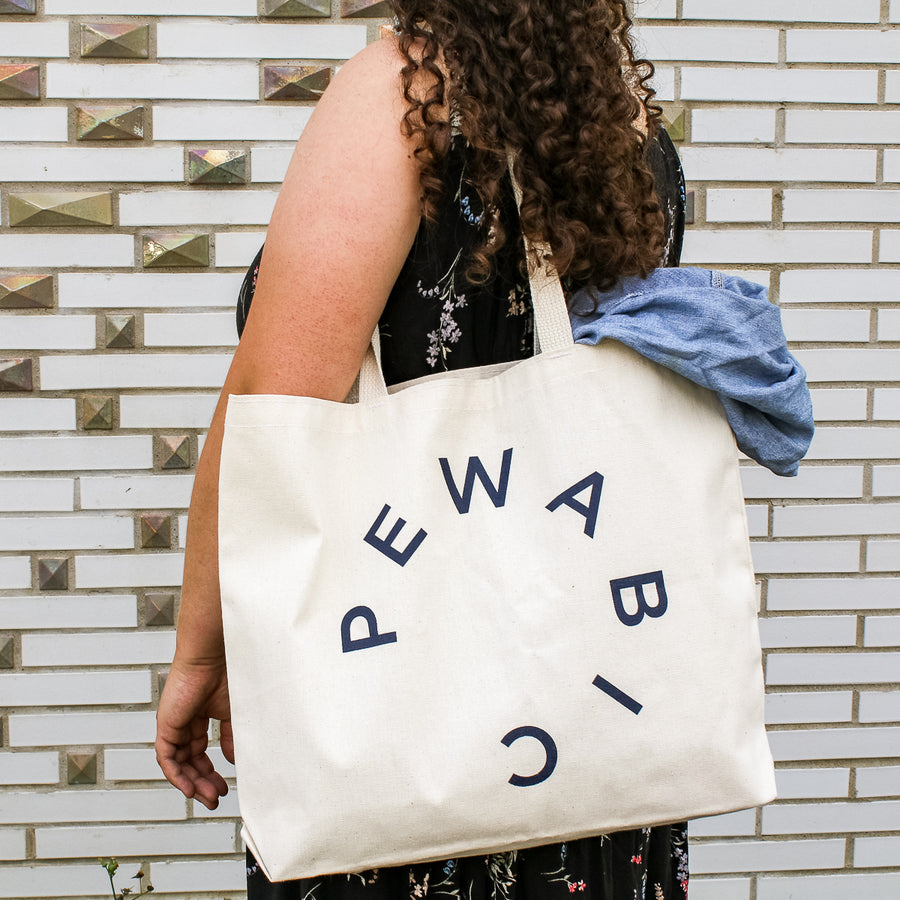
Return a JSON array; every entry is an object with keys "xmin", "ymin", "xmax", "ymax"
[{"xmin": 218, "ymin": 212, "xmax": 776, "ymax": 882}]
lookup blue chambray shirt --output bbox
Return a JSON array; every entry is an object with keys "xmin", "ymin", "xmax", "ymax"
[{"xmin": 568, "ymin": 268, "xmax": 815, "ymax": 476}]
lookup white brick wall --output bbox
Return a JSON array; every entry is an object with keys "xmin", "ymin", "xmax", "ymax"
[
  {"xmin": 58, "ymin": 272, "xmax": 245, "ymax": 309},
  {"xmin": 73, "ymin": 552, "xmax": 185, "ymax": 588},
  {"xmin": 0, "ymin": 149, "xmax": 184, "ymax": 184},
  {"xmin": 680, "ymin": 148, "xmax": 877, "ymax": 182},
  {"xmin": 156, "ymin": 23, "xmax": 367, "ymax": 59},
  {"xmin": 35, "ymin": 822, "xmax": 236, "ymax": 858},
  {"xmin": 680, "ymin": 68, "xmax": 879, "ymax": 103},
  {"xmin": 691, "ymin": 108, "xmax": 777, "ymax": 143},
  {"xmin": 1, "ymin": 4, "xmax": 898, "ymax": 898},
  {"xmin": 786, "ymin": 109, "xmax": 900, "ymax": 143},
  {"xmin": 0, "ymin": 595, "xmax": 136, "ymax": 629},
  {"xmin": 0, "ymin": 234, "xmax": 135, "ymax": 268},
  {"xmin": 7, "ymin": 714, "xmax": 158, "ymax": 749},
  {"xmin": 0, "ymin": 23, "xmax": 68, "ymax": 58},
  {"xmin": 681, "ymin": 0, "xmax": 881, "ymax": 22},
  {"xmin": 45, "ymin": 63, "xmax": 261, "ymax": 101},
  {"xmin": 0, "ymin": 109, "xmax": 68, "ymax": 143},
  {"xmin": 153, "ymin": 104, "xmax": 314, "ymax": 140},
  {"xmin": 119, "ymin": 189, "xmax": 279, "ymax": 226},
  {"xmin": 1, "ymin": 671, "xmax": 151, "ymax": 706},
  {"xmin": 44, "ymin": 0, "xmax": 255, "ymax": 11},
  {"xmin": 0, "ymin": 436, "xmax": 152, "ymax": 472},
  {"xmin": 0, "ymin": 478, "xmax": 75, "ymax": 512}
]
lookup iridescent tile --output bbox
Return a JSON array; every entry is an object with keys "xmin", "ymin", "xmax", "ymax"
[
  {"xmin": 0, "ymin": 0, "xmax": 36, "ymax": 13},
  {"xmin": 38, "ymin": 558, "xmax": 68, "ymax": 591},
  {"xmin": 685, "ymin": 190, "xmax": 696, "ymax": 226},
  {"xmin": 0, "ymin": 275, "xmax": 53, "ymax": 310},
  {"xmin": 145, "ymin": 592, "xmax": 176, "ymax": 627},
  {"xmin": 67, "ymin": 752, "xmax": 97, "ymax": 785},
  {"xmin": 264, "ymin": 0, "xmax": 330, "ymax": 16},
  {"xmin": 341, "ymin": 0, "xmax": 392, "ymax": 17},
  {"xmin": 0, "ymin": 637, "xmax": 13, "ymax": 670},
  {"xmin": 0, "ymin": 64, "xmax": 39, "ymax": 101},
  {"xmin": 76, "ymin": 105, "xmax": 144, "ymax": 141},
  {"xmin": 81, "ymin": 23, "xmax": 150, "ymax": 59},
  {"xmin": 143, "ymin": 233, "xmax": 209, "ymax": 268},
  {"xmin": 379, "ymin": 22, "xmax": 396, "ymax": 40},
  {"xmin": 0, "ymin": 359, "xmax": 33, "ymax": 392},
  {"xmin": 106, "ymin": 314, "xmax": 135, "ymax": 349},
  {"xmin": 188, "ymin": 149, "xmax": 248, "ymax": 185},
  {"xmin": 264, "ymin": 65, "xmax": 331, "ymax": 102},
  {"xmin": 662, "ymin": 107, "xmax": 686, "ymax": 143},
  {"xmin": 9, "ymin": 192, "xmax": 113, "ymax": 228},
  {"xmin": 158, "ymin": 669, "xmax": 169, "ymax": 694},
  {"xmin": 141, "ymin": 513, "xmax": 172, "ymax": 549},
  {"xmin": 83, "ymin": 396, "xmax": 114, "ymax": 431},
  {"xmin": 160, "ymin": 435, "xmax": 191, "ymax": 470}
]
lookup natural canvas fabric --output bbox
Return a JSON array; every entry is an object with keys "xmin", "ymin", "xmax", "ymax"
[{"xmin": 218, "ymin": 250, "xmax": 775, "ymax": 882}]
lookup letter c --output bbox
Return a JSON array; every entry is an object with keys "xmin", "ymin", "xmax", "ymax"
[{"xmin": 501, "ymin": 726, "xmax": 559, "ymax": 787}]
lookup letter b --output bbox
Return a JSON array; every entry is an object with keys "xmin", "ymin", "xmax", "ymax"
[{"xmin": 610, "ymin": 570, "xmax": 669, "ymax": 627}]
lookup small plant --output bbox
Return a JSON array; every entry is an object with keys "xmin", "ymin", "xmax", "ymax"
[{"xmin": 98, "ymin": 859, "xmax": 154, "ymax": 898}]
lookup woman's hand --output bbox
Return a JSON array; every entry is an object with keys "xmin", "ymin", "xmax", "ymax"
[
  {"xmin": 156, "ymin": 657, "xmax": 234, "ymax": 810},
  {"xmin": 155, "ymin": 36, "xmax": 422, "ymax": 813}
]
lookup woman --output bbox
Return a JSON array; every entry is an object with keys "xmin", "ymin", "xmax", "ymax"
[{"xmin": 156, "ymin": 1, "xmax": 688, "ymax": 897}]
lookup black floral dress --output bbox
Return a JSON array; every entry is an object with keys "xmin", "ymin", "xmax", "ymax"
[{"xmin": 241, "ymin": 128, "xmax": 688, "ymax": 900}]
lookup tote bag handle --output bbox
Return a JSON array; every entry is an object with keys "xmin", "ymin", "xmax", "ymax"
[{"xmin": 358, "ymin": 151, "xmax": 574, "ymax": 402}]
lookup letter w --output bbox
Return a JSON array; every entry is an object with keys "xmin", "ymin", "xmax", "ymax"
[{"xmin": 439, "ymin": 448, "xmax": 514, "ymax": 515}]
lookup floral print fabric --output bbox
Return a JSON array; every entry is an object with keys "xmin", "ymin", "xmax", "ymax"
[
  {"xmin": 376, "ymin": 127, "xmax": 685, "ymax": 387},
  {"xmin": 247, "ymin": 826, "xmax": 689, "ymax": 900},
  {"xmin": 244, "ymin": 128, "xmax": 688, "ymax": 900}
]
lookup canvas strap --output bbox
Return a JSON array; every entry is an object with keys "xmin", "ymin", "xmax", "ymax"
[{"xmin": 359, "ymin": 151, "xmax": 574, "ymax": 402}]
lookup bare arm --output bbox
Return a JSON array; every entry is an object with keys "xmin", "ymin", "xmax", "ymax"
[{"xmin": 156, "ymin": 37, "xmax": 424, "ymax": 808}]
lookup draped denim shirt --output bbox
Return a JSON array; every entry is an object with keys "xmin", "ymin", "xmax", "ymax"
[{"xmin": 568, "ymin": 268, "xmax": 814, "ymax": 477}]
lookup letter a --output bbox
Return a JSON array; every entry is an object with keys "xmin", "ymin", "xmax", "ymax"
[
  {"xmin": 363, "ymin": 504, "xmax": 427, "ymax": 567},
  {"xmin": 546, "ymin": 472, "xmax": 604, "ymax": 538},
  {"xmin": 439, "ymin": 448, "xmax": 514, "ymax": 515}
]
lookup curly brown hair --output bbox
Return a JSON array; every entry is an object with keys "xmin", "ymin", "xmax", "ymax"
[{"xmin": 390, "ymin": 0, "xmax": 666, "ymax": 291}]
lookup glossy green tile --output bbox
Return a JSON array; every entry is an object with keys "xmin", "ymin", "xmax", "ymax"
[
  {"xmin": 81, "ymin": 23, "xmax": 150, "ymax": 59},
  {"xmin": 188, "ymin": 149, "xmax": 248, "ymax": 185},
  {"xmin": 143, "ymin": 233, "xmax": 209, "ymax": 268},
  {"xmin": 83, "ymin": 396, "xmax": 114, "ymax": 430},
  {"xmin": 662, "ymin": 107, "xmax": 686, "ymax": 143},
  {"xmin": 0, "ymin": 358, "xmax": 33, "ymax": 392},
  {"xmin": 0, "ymin": 275, "xmax": 53, "ymax": 310},
  {"xmin": 145, "ymin": 593, "xmax": 176, "ymax": 627},
  {"xmin": 0, "ymin": 65, "xmax": 39, "ymax": 101},
  {"xmin": 0, "ymin": 0, "xmax": 36, "ymax": 13},
  {"xmin": 9, "ymin": 192, "xmax": 113, "ymax": 228},
  {"xmin": 0, "ymin": 637, "xmax": 13, "ymax": 669},
  {"xmin": 38, "ymin": 558, "xmax": 69, "ymax": 591},
  {"xmin": 67, "ymin": 752, "xmax": 97, "ymax": 785},
  {"xmin": 105, "ymin": 314, "xmax": 135, "ymax": 350},
  {"xmin": 341, "ymin": 0, "xmax": 392, "ymax": 17},
  {"xmin": 160, "ymin": 435, "xmax": 191, "ymax": 470},
  {"xmin": 264, "ymin": 65, "xmax": 331, "ymax": 102},
  {"xmin": 141, "ymin": 513, "xmax": 172, "ymax": 549},
  {"xmin": 264, "ymin": 0, "xmax": 330, "ymax": 16},
  {"xmin": 76, "ymin": 105, "xmax": 144, "ymax": 141}
]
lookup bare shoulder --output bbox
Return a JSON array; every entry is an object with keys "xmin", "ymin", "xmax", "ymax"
[
  {"xmin": 332, "ymin": 34, "xmax": 449, "ymax": 119},
  {"xmin": 323, "ymin": 35, "xmax": 408, "ymax": 108}
]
